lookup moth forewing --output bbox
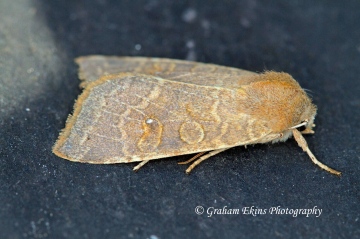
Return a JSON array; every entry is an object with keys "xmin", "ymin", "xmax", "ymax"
[
  {"xmin": 53, "ymin": 56, "xmax": 341, "ymax": 176},
  {"xmin": 53, "ymin": 73, "xmax": 273, "ymax": 164}
]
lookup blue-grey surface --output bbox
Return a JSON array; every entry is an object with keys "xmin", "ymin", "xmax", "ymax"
[{"xmin": 1, "ymin": 0, "xmax": 359, "ymax": 238}]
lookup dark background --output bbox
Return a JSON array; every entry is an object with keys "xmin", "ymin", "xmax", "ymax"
[{"xmin": 1, "ymin": 0, "xmax": 359, "ymax": 238}]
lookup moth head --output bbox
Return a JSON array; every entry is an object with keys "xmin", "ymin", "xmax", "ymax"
[
  {"xmin": 273, "ymin": 111, "xmax": 316, "ymax": 143},
  {"xmin": 290, "ymin": 102, "xmax": 317, "ymax": 134}
]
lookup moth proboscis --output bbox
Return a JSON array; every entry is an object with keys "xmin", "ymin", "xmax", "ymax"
[{"xmin": 53, "ymin": 56, "xmax": 341, "ymax": 176}]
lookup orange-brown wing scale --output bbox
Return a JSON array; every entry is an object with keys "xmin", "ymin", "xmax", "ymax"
[{"xmin": 53, "ymin": 73, "xmax": 272, "ymax": 164}]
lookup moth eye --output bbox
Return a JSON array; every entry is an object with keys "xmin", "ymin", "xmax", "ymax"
[{"xmin": 298, "ymin": 121, "xmax": 307, "ymax": 132}]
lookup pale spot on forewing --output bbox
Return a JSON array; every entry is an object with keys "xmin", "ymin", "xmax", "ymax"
[
  {"xmin": 137, "ymin": 117, "xmax": 163, "ymax": 152},
  {"xmin": 146, "ymin": 118, "xmax": 154, "ymax": 124}
]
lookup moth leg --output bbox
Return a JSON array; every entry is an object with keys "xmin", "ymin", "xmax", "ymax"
[
  {"xmin": 301, "ymin": 128, "xmax": 315, "ymax": 134},
  {"xmin": 302, "ymin": 123, "xmax": 316, "ymax": 134},
  {"xmin": 292, "ymin": 129, "xmax": 341, "ymax": 176},
  {"xmin": 178, "ymin": 152, "xmax": 207, "ymax": 165},
  {"xmin": 133, "ymin": 160, "xmax": 150, "ymax": 172},
  {"xmin": 186, "ymin": 148, "xmax": 231, "ymax": 174}
]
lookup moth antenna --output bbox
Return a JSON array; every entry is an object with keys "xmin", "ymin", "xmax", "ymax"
[
  {"xmin": 178, "ymin": 152, "xmax": 207, "ymax": 165},
  {"xmin": 186, "ymin": 148, "xmax": 230, "ymax": 174},
  {"xmin": 133, "ymin": 160, "xmax": 150, "ymax": 172},
  {"xmin": 292, "ymin": 129, "xmax": 341, "ymax": 176},
  {"xmin": 290, "ymin": 121, "xmax": 308, "ymax": 129}
]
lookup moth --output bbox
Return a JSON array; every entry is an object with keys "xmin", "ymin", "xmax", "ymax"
[{"xmin": 53, "ymin": 56, "xmax": 341, "ymax": 176}]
